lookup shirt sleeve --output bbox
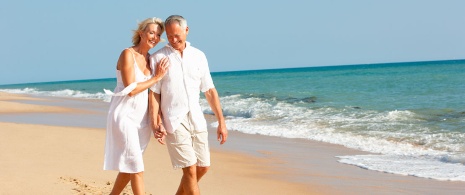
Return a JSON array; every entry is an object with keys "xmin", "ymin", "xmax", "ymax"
[
  {"xmin": 200, "ymin": 54, "xmax": 215, "ymax": 92},
  {"xmin": 149, "ymin": 53, "xmax": 162, "ymax": 94}
]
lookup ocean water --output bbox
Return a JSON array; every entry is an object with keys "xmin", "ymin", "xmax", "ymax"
[{"xmin": 1, "ymin": 60, "xmax": 464, "ymax": 181}]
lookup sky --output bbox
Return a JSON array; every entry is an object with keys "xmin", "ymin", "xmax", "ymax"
[{"xmin": 1, "ymin": 0, "xmax": 465, "ymax": 85}]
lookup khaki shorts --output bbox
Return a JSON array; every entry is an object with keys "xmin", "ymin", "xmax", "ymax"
[{"xmin": 166, "ymin": 114, "xmax": 210, "ymax": 169}]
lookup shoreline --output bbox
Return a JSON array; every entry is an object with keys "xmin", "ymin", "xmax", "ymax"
[
  {"xmin": 0, "ymin": 92, "xmax": 319, "ymax": 194},
  {"xmin": 1, "ymin": 92, "xmax": 465, "ymax": 194}
]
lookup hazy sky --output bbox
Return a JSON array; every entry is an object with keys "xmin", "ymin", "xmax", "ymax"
[{"xmin": 1, "ymin": 0, "xmax": 464, "ymax": 84}]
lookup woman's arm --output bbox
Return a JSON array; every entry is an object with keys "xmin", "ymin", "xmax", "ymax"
[
  {"xmin": 118, "ymin": 49, "xmax": 169, "ymax": 97},
  {"xmin": 148, "ymin": 90, "xmax": 159, "ymax": 132},
  {"xmin": 149, "ymin": 91, "xmax": 167, "ymax": 144}
]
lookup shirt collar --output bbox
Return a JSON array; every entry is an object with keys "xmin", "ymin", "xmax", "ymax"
[{"xmin": 166, "ymin": 41, "xmax": 191, "ymax": 51}]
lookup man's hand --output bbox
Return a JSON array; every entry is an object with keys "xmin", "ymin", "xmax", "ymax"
[
  {"xmin": 217, "ymin": 122, "xmax": 228, "ymax": 144},
  {"xmin": 153, "ymin": 124, "xmax": 167, "ymax": 145},
  {"xmin": 204, "ymin": 88, "xmax": 228, "ymax": 145}
]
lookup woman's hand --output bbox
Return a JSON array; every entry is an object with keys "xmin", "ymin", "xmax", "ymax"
[
  {"xmin": 153, "ymin": 124, "xmax": 167, "ymax": 145},
  {"xmin": 154, "ymin": 57, "xmax": 170, "ymax": 79}
]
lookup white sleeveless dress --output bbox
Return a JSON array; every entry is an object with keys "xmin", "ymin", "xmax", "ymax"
[{"xmin": 103, "ymin": 49, "xmax": 152, "ymax": 173}]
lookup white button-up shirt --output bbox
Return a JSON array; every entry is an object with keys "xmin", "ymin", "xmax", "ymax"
[{"xmin": 150, "ymin": 42, "xmax": 215, "ymax": 133}]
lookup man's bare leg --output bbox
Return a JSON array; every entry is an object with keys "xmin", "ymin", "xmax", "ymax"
[
  {"xmin": 176, "ymin": 166, "xmax": 209, "ymax": 195},
  {"xmin": 196, "ymin": 166, "xmax": 209, "ymax": 181}
]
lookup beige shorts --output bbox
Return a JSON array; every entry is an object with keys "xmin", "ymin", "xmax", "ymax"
[{"xmin": 166, "ymin": 114, "xmax": 210, "ymax": 169}]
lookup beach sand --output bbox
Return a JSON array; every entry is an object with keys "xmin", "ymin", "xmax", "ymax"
[
  {"xmin": 0, "ymin": 92, "xmax": 318, "ymax": 194},
  {"xmin": 1, "ymin": 92, "xmax": 465, "ymax": 194}
]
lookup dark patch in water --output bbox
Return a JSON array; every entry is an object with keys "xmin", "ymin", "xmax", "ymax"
[
  {"xmin": 282, "ymin": 96, "xmax": 317, "ymax": 104},
  {"xmin": 301, "ymin": 96, "xmax": 317, "ymax": 103}
]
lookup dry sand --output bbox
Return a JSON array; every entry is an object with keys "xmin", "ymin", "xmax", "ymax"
[
  {"xmin": 1, "ymin": 92, "xmax": 465, "ymax": 195},
  {"xmin": 0, "ymin": 92, "xmax": 319, "ymax": 194}
]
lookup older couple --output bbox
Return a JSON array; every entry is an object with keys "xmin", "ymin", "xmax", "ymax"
[{"xmin": 103, "ymin": 15, "xmax": 228, "ymax": 195}]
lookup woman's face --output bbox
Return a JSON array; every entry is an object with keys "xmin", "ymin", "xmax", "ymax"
[{"xmin": 140, "ymin": 23, "xmax": 162, "ymax": 48}]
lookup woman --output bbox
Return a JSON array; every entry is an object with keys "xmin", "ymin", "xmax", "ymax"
[{"xmin": 103, "ymin": 17, "xmax": 169, "ymax": 195}]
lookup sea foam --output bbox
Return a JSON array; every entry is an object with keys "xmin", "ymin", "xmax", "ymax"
[
  {"xmin": 203, "ymin": 94, "xmax": 465, "ymax": 181},
  {"xmin": 0, "ymin": 88, "xmax": 111, "ymax": 102}
]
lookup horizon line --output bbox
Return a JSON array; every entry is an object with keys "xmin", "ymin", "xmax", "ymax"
[
  {"xmin": 212, "ymin": 58, "xmax": 465, "ymax": 74},
  {"xmin": 1, "ymin": 58, "xmax": 464, "ymax": 86}
]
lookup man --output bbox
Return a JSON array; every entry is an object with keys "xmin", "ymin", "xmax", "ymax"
[{"xmin": 149, "ymin": 15, "xmax": 228, "ymax": 195}]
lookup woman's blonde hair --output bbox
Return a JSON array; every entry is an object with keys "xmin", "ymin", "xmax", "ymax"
[{"xmin": 132, "ymin": 17, "xmax": 164, "ymax": 46}]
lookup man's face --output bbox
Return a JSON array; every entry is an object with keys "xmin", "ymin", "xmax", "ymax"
[{"xmin": 165, "ymin": 22, "xmax": 189, "ymax": 52}]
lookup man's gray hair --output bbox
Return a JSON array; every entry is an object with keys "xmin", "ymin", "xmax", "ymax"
[{"xmin": 165, "ymin": 15, "xmax": 187, "ymax": 29}]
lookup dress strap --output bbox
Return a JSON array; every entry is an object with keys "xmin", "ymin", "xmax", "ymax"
[{"xmin": 127, "ymin": 48, "xmax": 138, "ymax": 66}]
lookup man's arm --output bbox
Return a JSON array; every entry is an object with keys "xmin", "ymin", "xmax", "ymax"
[{"xmin": 204, "ymin": 88, "xmax": 228, "ymax": 144}]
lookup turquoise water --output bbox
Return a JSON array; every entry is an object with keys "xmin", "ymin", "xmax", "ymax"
[
  {"xmin": 214, "ymin": 60, "xmax": 464, "ymax": 111},
  {"xmin": 1, "ymin": 60, "xmax": 464, "ymax": 181}
]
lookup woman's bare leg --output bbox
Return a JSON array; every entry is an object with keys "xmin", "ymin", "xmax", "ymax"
[
  {"xmin": 130, "ymin": 172, "xmax": 145, "ymax": 195},
  {"xmin": 110, "ymin": 172, "xmax": 130, "ymax": 195}
]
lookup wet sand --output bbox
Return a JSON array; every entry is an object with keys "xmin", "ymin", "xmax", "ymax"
[
  {"xmin": 1, "ymin": 92, "xmax": 464, "ymax": 194},
  {"xmin": 0, "ymin": 92, "xmax": 317, "ymax": 194}
]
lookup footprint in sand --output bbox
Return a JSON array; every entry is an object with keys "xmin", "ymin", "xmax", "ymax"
[{"xmin": 59, "ymin": 176, "xmax": 135, "ymax": 195}]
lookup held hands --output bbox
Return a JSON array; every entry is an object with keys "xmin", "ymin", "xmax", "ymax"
[
  {"xmin": 154, "ymin": 57, "xmax": 170, "ymax": 79},
  {"xmin": 152, "ymin": 123, "xmax": 167, "ymax": 145}
]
